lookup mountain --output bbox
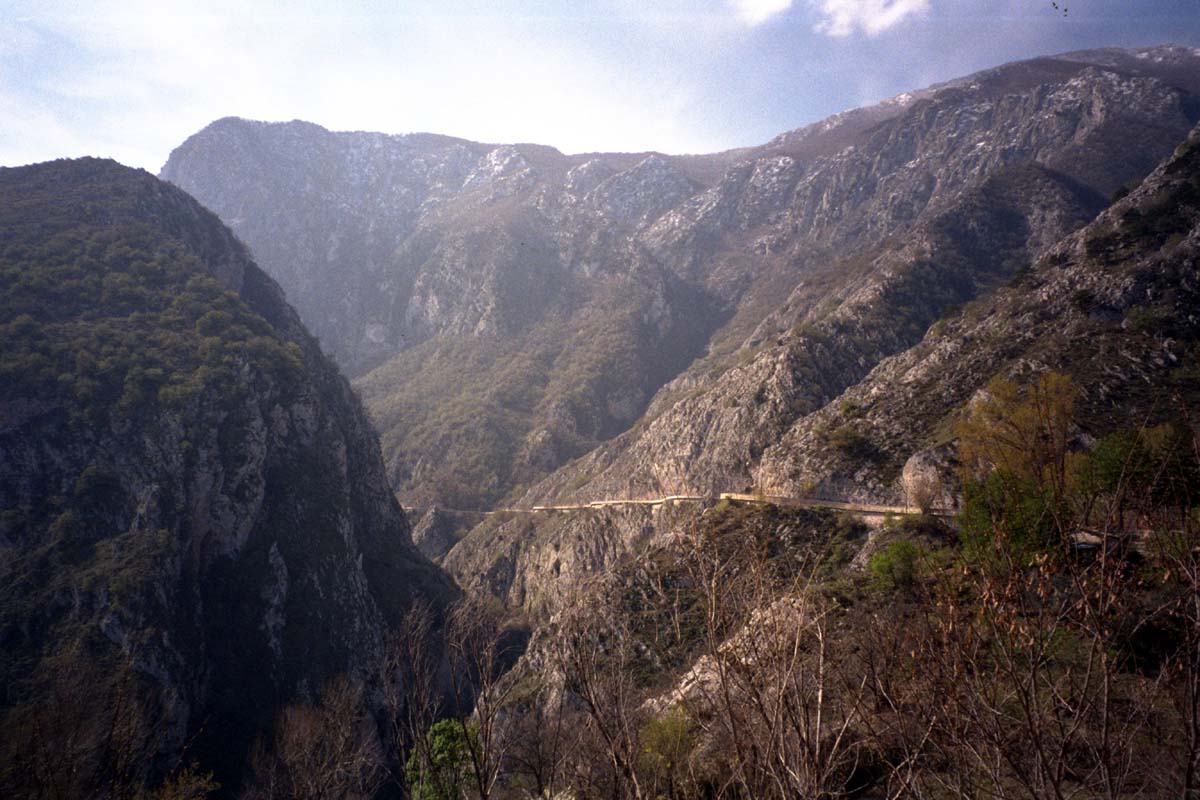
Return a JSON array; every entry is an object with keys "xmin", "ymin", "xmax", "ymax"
[
  {"xmin": 487, "ymin": 122, "xmax": 1200, "ymax": 798},
  {"xmin": 755, "ymin": 119, "xmax": 1200, "ymax": 504},
  {"xmin": 6, "ymin": 41, "xmax": 1198, "ymax": 800},
  {"xmin": 514, "ymin": 46, "xmax": 1200, "ymax": 504},
  {"xmin": 162, "ymin": 46, "xmax": 1200, "ymax": 515},
  {"xmin": 0, "ymin": 159, "xmax": 456, "ymax": 794},
  {"xmin": 130, "ymin": 44, "xmax": 1200, "ymax": 799},
  {"xmin": 445, "ymin": 118, "xmax": 1200, "ymax": 614},
  {"xmin": 434, "ymin": 48, "xmax": 1200, "ymax": 612},
  {"xmin": 161, "ymin": 122, "xmax": 733, "ymax": 510},
  {"xmin": 159, "ymin": 45, "xmax": 1200, "ymax": 615}
]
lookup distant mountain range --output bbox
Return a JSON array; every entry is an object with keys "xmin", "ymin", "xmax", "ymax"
[
  {"xmin": 162, "ymin": 45, "xmax": 1200, "ymax": 516},
  {"xmin": 160, "ymin": 44, "xmax": 1200, "ymax": 615},
  {"xmin": 5, "ymin": 44, "xmax": 1200, "ymax": 797}
]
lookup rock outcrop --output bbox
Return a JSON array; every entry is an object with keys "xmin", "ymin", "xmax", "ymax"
[
  {"xmin": 756, "ymin": 121, "xmax": 1200, "ymax": 504},
  {"xmin": 159, "ymin": 47, "xmax": 1200, "ymax": 619},
  {"xmin": 448, "ymin": 53, "xmax": 1200, "ymax": 617},
  {"xmin": 0, "ymin": 159, "xmax": 456, "ymax": 792}
]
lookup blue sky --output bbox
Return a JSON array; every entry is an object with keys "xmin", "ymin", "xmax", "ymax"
[{"xmin": 2, "ymin": 0, "xmax": 1199, "ymax": 171}]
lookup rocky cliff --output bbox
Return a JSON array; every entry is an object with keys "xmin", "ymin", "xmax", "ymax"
[
  {"xmin": 0, "ymin": 159, "xmax": 456, "ymax": 793},
  {"xmin": 159, "ymin": 46, "xmax": 1200, "ymax": 618},
  {"xmin": 446, "ymin": 51, "xmax": 1200, "ymax": 615},
  {"xmin": 755, "ymin": 120, "xmax": 1200, "ymax": 505},
  {"xmin": 162, "ymin": 47, "xmax": 1200, "ymax": 513},
  {"xmin": 163, "ymin": 122, "xmax": 726, "ymax": 508},
  {"xmin": 452, "ymin": 126, "xmax": 1200, "ymax": 620}
]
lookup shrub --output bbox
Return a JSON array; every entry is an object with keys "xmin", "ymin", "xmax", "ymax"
[
  {"xmin": 638, "ymin": 706, "xmax": 695, "ymax": 781},
  {"xmin": 868, "ymin": 540, "xmax": 922, "ymax": 590},
  {"xmin": 829, "ymin": 423, "xmax": 882, "ymax": 462},
  {"xmin": 405, "ymin": 719, "xmax": 475, "ymax": 800}
]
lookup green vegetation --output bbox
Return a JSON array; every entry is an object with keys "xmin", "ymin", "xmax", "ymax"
[
  {"xmin": 0, "ymin": 163, "xmax": 314, "ymax": 723},
  {"xmin": 868, "ymin": 539, "xmax": 923, "ymax": 589},
  {"xmin": 955, "ymin": 371, "xmax": 1079, "ymax": 560},
  {"xmin": 956, "ymin": 371, "xmax": 1199, "ymax": 565},
  {"xmin": 0, "ymin": 226, "xmax": 302, "ymax": 428},
  {"xmin": 0, "ymin": 160, "xmax": 332, "ymax": 800},
  {"xmin": 355, "ymin": 298, "xmax": 698, "ymax": 509},
  {"xmin": 638, "ymin": 706, "xmax": 696, "ymax": 797},
  {"xmin": 828, "ymin": 422, "xmax": 883, "ymax": 462},
  {"xmin": 405, "ymin": 719, "xmax": 476, "ymax": 800},
  {"xmin": 0, "ymin": 164, "xmax": 309, "ymax": 674}
]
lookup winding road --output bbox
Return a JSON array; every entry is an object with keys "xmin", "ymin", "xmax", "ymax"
[{"xmin": 402, "ymin": 492, "xmax": 953, "ymax": 521}]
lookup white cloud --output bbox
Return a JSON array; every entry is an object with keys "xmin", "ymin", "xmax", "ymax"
[
  {"xmin": 813, "ymin": 0, "xmax": 930, "ymax": 37},
  {"xmin": 0, "ymin": 0, "xmax": 730, "ymax": 171},
  {"xmin": 728, "ymin": 0, "xmax": 793, "ymax": 26}
]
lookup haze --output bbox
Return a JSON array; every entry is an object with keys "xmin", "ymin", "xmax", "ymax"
[{"xmin": 4, "ymin": 0, "xmax": 1199, "ymax": 171}]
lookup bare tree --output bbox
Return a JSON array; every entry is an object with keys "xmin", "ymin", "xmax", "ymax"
[
  {"xmin": 552, "ymin": 593, "xmax": 647, "ymax": 800},
  {"xmin": 2, "ymin": 645, "xmax": 216, "ymax": 800},
  {"xmin": 682, "ymin": 532, "xmax": 868, "ymax": 800},
  {"xmin": 502, "ymin": 677, "xmax": 571, "ymax": 799},
  {"xmin": 899, "ymin": 380, "xmax": 1198, "ymax": 799},
  {"xmin": 378, "ymin": 599, "xmax": 445, "ymax": 794},
  {"xmin": 243, "ymin": 676, "xmax": 385, "ymax": 800},
  {"xmin": 1138, "ymin": 409, "xmax": 1200, "ymax": 798},
  {"xmin": 440, "ymin": 597, "xmax": 527, "ymax": 800}
]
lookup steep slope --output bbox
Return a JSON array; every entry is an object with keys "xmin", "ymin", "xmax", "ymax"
[
  {"xmin": 755, "ymin": 122, "xmax": 1200, "ymax": 505},
  {"xmin": 524, "ymin": 50, "xmax": 1200, "ymax": 502},
  {"xmin": 448, "ymin": 75, "xmax": 1200, "ymax": 619},
  {"xmin": 440, "ymin": 160, "xmax": 1107, "ymax": 609},
  {"xmin": 0, "ymin": 159, "xmax": 456, "ymax": 794},
  {"xmin": 522, "ymin": 163, "xmax": 1109, "ymax": 503},
  {"xmin": 160, "ymin": 121, "xmax": 713, "ymax": 376},
  {"xmin": 448, "ymin": 119, "xmax": 1200, "ymax": 618},
  {"xmin": 483, "ymin": 118, "xmax": 1200, "ymax": 787},
  {"xmin": 163, "ymin": 123, "xmax": 724, "ymax": 508},
  {"xmin": 163, "ymin": 46, "xmax": 1200, "ymax": 511}
]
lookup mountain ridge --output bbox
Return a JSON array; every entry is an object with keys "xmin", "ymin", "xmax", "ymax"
[
  {"xmin": 0, "ymin": 157, "xmax": 456, "ymax": 794},
  {"xmin": 158, "ymin": 45, "xmax": 1200, "ymax": 617},
  {"xmin": 162, "ymin": 46, "xmax": 1200, "ymax": 513}
]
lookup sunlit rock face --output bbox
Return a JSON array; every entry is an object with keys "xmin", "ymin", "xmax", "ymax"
[{"xmin": 163, "ymin": 47, "xmax": 1200, "ymax": 618}]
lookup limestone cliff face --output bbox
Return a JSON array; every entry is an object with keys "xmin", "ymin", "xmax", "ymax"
[
  {"xmin": 525, "ymin": 51, "xmax": 1200, "ymax": 501},
  {"xmin": 521, "ymin": 163, "xmax": 1109, "ymax": 506},
  {"xmin": 162, "ymin": 122, "xmax": 725, "ymax": 507},
  {"xmin": 0, "ymin": 159, "xmax": 456, "ymax": 789},
  {"xmin": 442, "ymin": 502, "xmax": 707, "ymax": 617},
  {"xmin": 476, "ymin": 118, "xmax": 1200, "ymax": 618},
  {"xmin": 163, "ymin": 48, "xmax": 1200, "ymax": 513},
  {"xmin": 441, "ymin": 159, "xmax": 1108, "ymax": 609},
  {"xmin": 160, "ymin": 47, "xmax": 1200, "ymax": 618},
  {"xmin": 755, "ymin": 122, "xmax": 1200, "ymax": 505},
  {"xmin": 446, "ymin": 51, "xmax": 1200, "ymax": 618},
  {"xmin": 160, "ymin": 122, "xmax": 707, "ymax": 378}
]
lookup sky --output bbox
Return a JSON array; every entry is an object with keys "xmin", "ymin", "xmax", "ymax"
[{"xmin": 2, "ymin": 0, "xmax": 1200, "ymax": 172}]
